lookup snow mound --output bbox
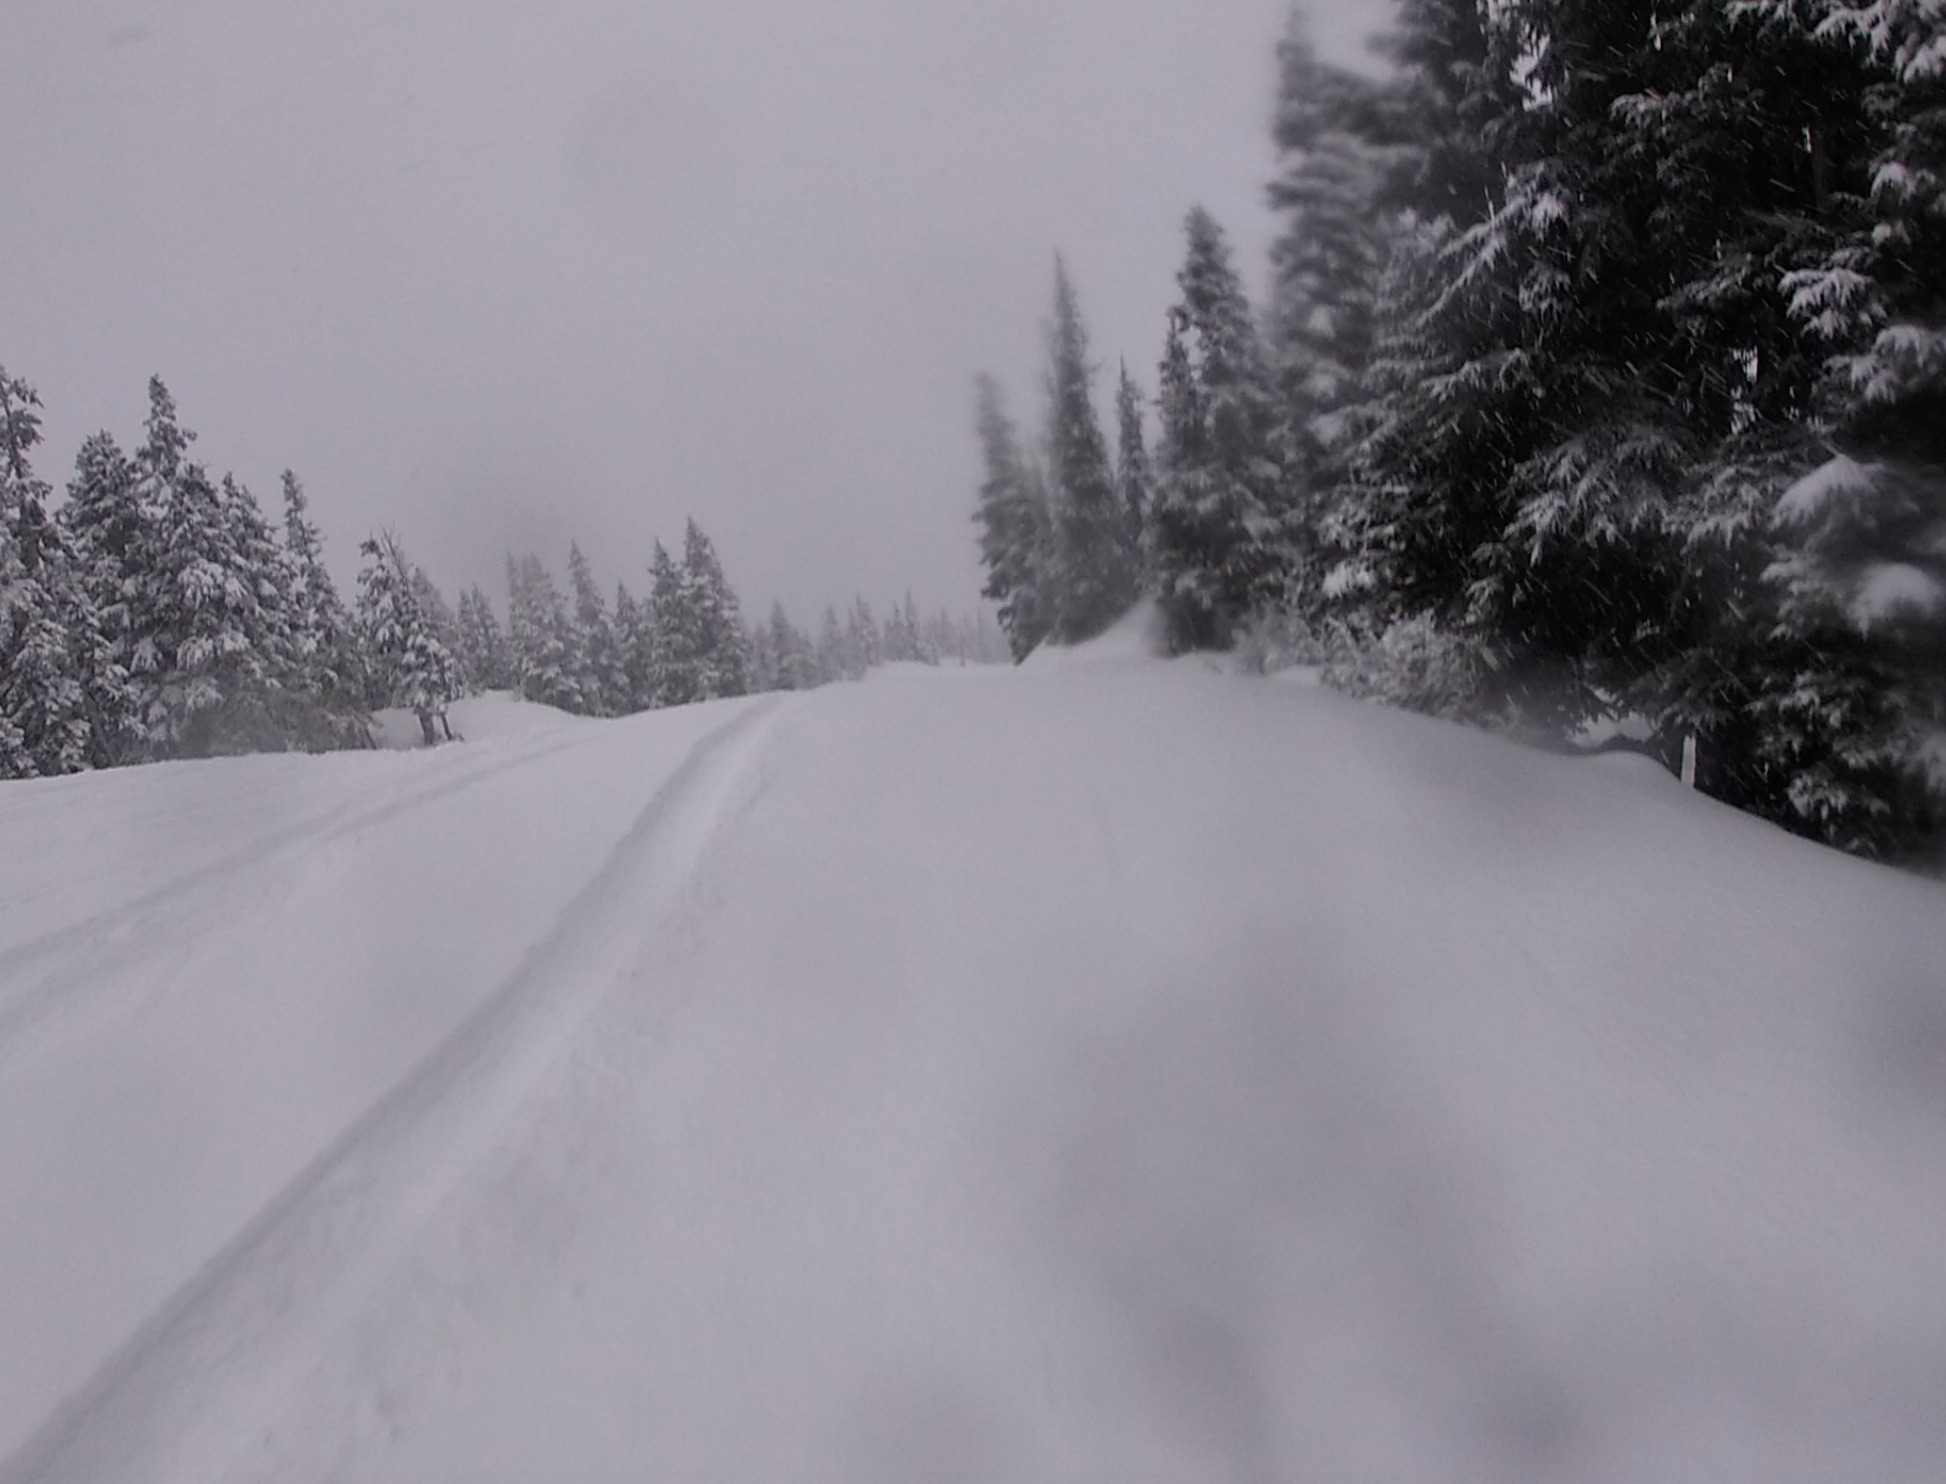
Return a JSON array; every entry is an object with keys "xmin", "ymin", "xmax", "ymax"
[{"xmin": 1020, "ymin": 600, "xmax": 1169, "ymax": 669}]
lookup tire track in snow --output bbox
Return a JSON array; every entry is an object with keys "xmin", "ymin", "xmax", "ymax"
[
  {"xmin": 0, "ymin": 724, "xmax": 607, "ymax": 1080},
  {"xmin": 0, "ymin": 698, "xmax": 784, "ymax": 1484}
]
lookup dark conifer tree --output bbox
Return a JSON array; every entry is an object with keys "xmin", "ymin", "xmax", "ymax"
[
  {"xmin": 1150, "ymin": 208, "xmax": 1290, "ymax": 651},
  {"xmin": 1045, "ymin": 257, "xmax": 1140, "ymax": 640},
  {"xmin": 645, "ymin": 540, "xmax": 698, "ymax": 706},
  {"xmin": 278, "ymin": 471, "xmax": 370, "ymax": 747},
  {"xmin": 567, "ymin": 542, "xmax": 624, "ymax": 716},
  {"xmin": 972, "ymin": 374, "xmax": 1055, "ymax": 659},
  {"xmin": 0, "ymin": 370, "xmax": 127, "ymax": 775},
  {"xmin": 612, "ymin": 580, "xmax": 652, "ymax": 712},
  {"xmin": 677, "ymin": 521, "xmax": 749, "ymax": 699},
  {"xmin": 1113, "ymin": 362, "xmax": 1154, "ymax": 575}
]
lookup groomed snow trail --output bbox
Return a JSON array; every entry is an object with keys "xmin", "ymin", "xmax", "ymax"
[
  {"xmin": 6, "ymin": 651, "xmax": 1946, "ymax": 1483},
  {"xmin": 0, "ymin": 693, "xmax": 763, "ymax": 1464},
  {"xmin": 0, "ymin": 695, "xmax": 783, "ymax": 1484}
]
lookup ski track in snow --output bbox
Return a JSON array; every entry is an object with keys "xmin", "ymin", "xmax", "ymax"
[
  {"xmin": 0, "ymin": 697, "xmax": 784, "ymax": 1484},
  {"xmin": 0, "ymin": 725, "xmax": 605, "ymax": 1079},
  {"xmin": 5, "ymin": 627, "xmax": 1946, "ymax": 1482}
]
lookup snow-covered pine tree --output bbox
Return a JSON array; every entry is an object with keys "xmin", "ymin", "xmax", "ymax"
[
  {"xmin": 0, "ymin": 369, "xmax": 127, "ymax": 776},
  {"xmin": 972, "ymin": 374, "xmax": 1056, "ymax": 659},
  {"xmin": 277, "ymin": 470, "xmax": 371, "ymax": 748},
  {"xmin": 505, "ymin": 552, "xmax": 584, "ymax": 713},
  {"xmin": 567, "ymin": 542, "xmax": 625, "ymax": 716},
  {"xmin": 846, "ymin": 596, "xmax": 882, "ymax": 678},
  {"xmin": 679, "ymin": 520, "xmax": 749, "ymax": 700},
  {"xmin": 814, "ymin": 603, "xmax": 846, "ymax": 685},
  {"xmin": 454, "ymin": 584, "xmax": 511, "ymax": 694},
  {"xmin": 196, "ymin": 471, "xmax": 303, "ymax": 752},
  {"xmin": 356, "ymin": 532, "xmax": 460, "ymax": 745},
  {"xmin": 612, "ymin": 580, "xmax": 651, "ymax": 713},
  {"xmin": 1714, "ymin": 0, "xmax": 1946, "ymax": 853},
  {"xmin": 1045, "ymin": 257, "xmax": 1140, "ymax": 642},
  {"xmin": 1150, "ymin": 208, "xmax": 1291, "ymax": 651},
  {"xmin": 408, "ymin": 566, "xmax": 461, "ymax": 663},
  {"xmin": 645, "ymin": 540, "xmax": 699, "ymax": 706},
  {"xmin": 1264, "ymin": 12, "xmax": 1416, "ymax": 615},
  {"xmin": 117, "ymin": 380, "xmax": 281, "ymax": 758},
  {"xmin": 763, "ymin": 601, "xmax": 815, "ymax": 690},
  {"xmin": 59, "ymin": 430, "xmax": 145, "ymax": 732},
  {"xmin": 1113, "ymin": 361, "xmax": 1154, "ymax": 580}
]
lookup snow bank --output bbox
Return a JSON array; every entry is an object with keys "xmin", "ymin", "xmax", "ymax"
[
  {"xmin": 370, "ymin": 690, "xmax": 586, "ymax": 749},
  {"xmin": 1019, "ymin": 599, "xmax": 1169, "ymax": 669},
  {"xmin": 4, "ymin": 661, "xmax": 1945, "ymax": 1483}
]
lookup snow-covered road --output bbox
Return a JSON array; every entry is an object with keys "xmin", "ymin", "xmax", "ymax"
[{"xmin": 4, "ymin": 640, "xmax": 1946, "ymax": 1482}]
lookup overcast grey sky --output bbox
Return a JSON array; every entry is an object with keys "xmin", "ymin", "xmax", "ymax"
[{"xmin": 3, "ymin": 0, "xmax": 1386, "ymax": 618}]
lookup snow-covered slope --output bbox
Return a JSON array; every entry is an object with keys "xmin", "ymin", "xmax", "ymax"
[{"xmin": 2, "ymin": 652, "xmax": 1944, "ymax": 1482}]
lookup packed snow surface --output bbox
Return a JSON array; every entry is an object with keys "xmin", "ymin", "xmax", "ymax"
[{"xmin": 2, "ymin": 651, "xmax": 1945, "ymax": 1482}]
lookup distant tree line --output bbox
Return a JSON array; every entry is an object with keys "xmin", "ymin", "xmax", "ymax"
[
  {"xmin": 0, "ymin": 370, "xmax": 1007, "ymax": 775},
  {"xmin": 975, "ymin": 0, "xmax": 1944, "ymax": 862}
]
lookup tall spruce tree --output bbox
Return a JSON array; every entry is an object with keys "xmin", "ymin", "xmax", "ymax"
[
  {"xmin": 1150, "ymin": 208, "xmax": 1290, "ymax": 651},
  {"xmin": 567, "ymin": 542, "xmax": 625, "ymax": 715},
  {"xmin": 454, "ymin": 584, "xmax": 511, "ymax": 694},
  {"xmin": 0, "ymin": 370, "xmax": 127, "ymax": 775},
  {"xmin": 1045, "ymin": 257, "xmax": 1140, "ymax": 640},
  {"xmin": 357, "ymin": 532, "xmax": 460, "ymax": 745},
  {"xmin": 59, "ymin": 430, "xmax": 145, "ymax": 726},
  {"xmin": 1729, "ymin": 0, "xmax": 1946, "ymax": 852},
  {"xmin": 680, "ymin": 520, "xmax": 749, "ymax": 699},
  {"xmin": 278, "ymin": 470, "xmax": 370, "ymax": 747},
  {"xmin": 1114, "ymin": 361, "xmax": 1154, "ymax": 577},
  {"xmin": 120, "ymin": 380, "xmax": 281, "ymax": 757},
  {"xmin": 644, "ymin": 540, "xmax": 698, "ymax": 706},
  {"xmin": 612, "ymin": 580, "xmax": 651, "ymax": 712},
  {"xmin": 972, "ymin": 374, "xmax": 1055, "ymax": 659},
  {"xmin": 1265, "ymin": 12, "xmax": 1416, "ymax": 610},
  {"xmin": 506, "ymin": 552, "xmax": 584, "ymax": 713}
]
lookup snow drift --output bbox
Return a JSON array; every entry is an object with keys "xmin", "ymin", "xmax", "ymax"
[{"xmin": 2, "ymin": 645, "xmax": 1944, "ymax": 1482}]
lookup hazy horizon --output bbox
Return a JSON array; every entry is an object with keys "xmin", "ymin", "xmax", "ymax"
[{"xmin": 3, "ymin": 0, "xmax": 1388, "ymax": 618}]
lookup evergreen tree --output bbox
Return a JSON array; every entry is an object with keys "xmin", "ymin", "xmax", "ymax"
[
  {"xmin": 1113, "ymin": 361, "xmax": 1154, "ymax": 576},
  {"xmin": 645, "ymin": 540, "xmax": 699, "ymax": 706},
  {"xmin": 1045, "ymin": 256, "xmax": 1140, "ymax": 640},
  {"xmin": 506, "ymin": 552, "xmax": 584, "ymax": 713},
  {"xmin": 357, "ymin": 531, "xmax": 460, "ymax": 745},
  {"xmin": 971, "ymin": 374, "xmax": 1055, "ymax": 659},
  {"xmin": 119, "ymin": 380, "xmax": 278, "ymax": 757},
  {"xmin": 814, "ymin": 603, "xmax": 847, "ymax": 684},
  {"xmin": 278, "ymin": 470, "xmax": 370, "ymax": 747},
  {"xmin": 0, "ymin": 370, "xmax": 126, "ymax": 776},
  {"xmin": 567, "ymin": 542, "xmax": 625, "ymax": 715},
  {"xmin": 846, "ymin": 596, "xmax": 883, "ymax": 676},
  {"xmin": 1151, "ymin": 208, "xmax": 1291, "ymax": 651},
  {"xmin": 764, "ymin": 601, "xmax": 815, "ymax": 689},
  {"xmin": 680, "ymin": 519, "xmax": 749, "ymax": 699},
  {"xmin": 203, "ymin": 472, "xmax": 301, "ymax": 752},
  {"xmin": 612, "ymin": 580, "xmax": 652, "ymax": 712},
  {"xmin": 1733, "ymin": 0, "xmax": 1946, "ymax": 852},
  {"xmin": 454, "ymin": 584, "xmax": 511, "ymax": 693},
  {"xmin": 1265, "ymin": 12, "xmax": 1415, "ymax": 609},
  {"xmin": 59, "ymin": 430, "xmax": 146, "ymax": 752}
]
